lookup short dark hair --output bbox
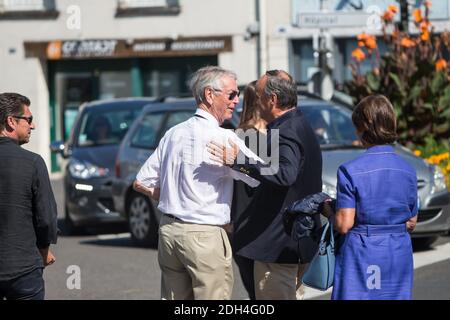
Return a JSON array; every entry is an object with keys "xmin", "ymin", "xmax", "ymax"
[
  {"xmin": 0, "ymin": 93, "xmax": 31, "ymax": 131},
  {"xmin": 352, "ymin": 95, "xmax": 397, "ymax": 146},
  {"xmin": 264, "ymin": 70, "xmax": 297, "ymax": 109}
]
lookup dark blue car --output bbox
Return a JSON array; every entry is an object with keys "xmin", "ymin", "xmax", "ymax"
[{"xmin": 50, "ymin": 98, "xmax": 155, "ymax": 234}]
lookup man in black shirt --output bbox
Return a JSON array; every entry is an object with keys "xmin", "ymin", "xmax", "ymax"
[{"xmin": 0, "ymin": 92, "xmax": 58, "ymax": 300}]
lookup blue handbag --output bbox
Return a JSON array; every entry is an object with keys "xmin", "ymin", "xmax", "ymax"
[{"xmin": 301, "ymin": 221, "xmax": 335, "ymax": 291}]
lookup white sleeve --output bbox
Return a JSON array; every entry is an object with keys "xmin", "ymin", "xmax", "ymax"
[
  {"xmin": 226, "ymin": 131, "xmax": 263, "ymax": 187},
  {"xmin": 135, "ymin": 138, "xmax": 164, "ymax": 188}
]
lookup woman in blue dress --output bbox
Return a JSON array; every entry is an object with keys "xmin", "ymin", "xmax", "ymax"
[{"xmin": 330, "ymin": 95, "xmax": 418, "ymax": 300}]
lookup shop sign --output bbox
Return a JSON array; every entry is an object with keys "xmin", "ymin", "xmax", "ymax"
[
  {"xmin": 32, "ymin": 36, "xmax": 232, "ymax": 60},
  {"xmin": 46, "ymin": 40, "xmax": 118, "ymax": 59}
]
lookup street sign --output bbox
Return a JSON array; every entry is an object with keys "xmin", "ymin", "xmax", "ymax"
[{"xmin": 296, "ymin": 12, "xmax": 373, "ymax": 28}]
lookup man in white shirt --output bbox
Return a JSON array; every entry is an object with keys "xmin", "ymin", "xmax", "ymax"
[{"xmin": 133, "ymin": 66, "xmax": 260, "ymax": 300}]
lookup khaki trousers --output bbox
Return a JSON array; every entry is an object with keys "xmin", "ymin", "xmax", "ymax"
[
  {"xmin": 158, "ymin": 215, "xmax": 233, "ymax": 300},
  {"xmin": 254, "ymin": 261, "xmax": 309, "ymax": 300}
]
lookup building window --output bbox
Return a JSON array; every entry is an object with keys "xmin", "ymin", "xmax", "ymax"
[
  {"xmin": 0, "ymin": 0, "xmax": 58, "ymax": 19},
  {"xmin": 291, "ymin": 40, "xmax": 314, "ymax": 85},
  {"xmin": 116, "ymin": 0, "xmax": 180, "ymax": 17}
]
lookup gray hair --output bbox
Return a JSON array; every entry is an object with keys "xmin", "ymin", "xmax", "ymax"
[
  {"xmin": 264, "ymin": 70, "xmax": 297, "ymax": 109},
  {"xmin": 189, "ymin": 66, "xmax": 237, "ymax": 105}
]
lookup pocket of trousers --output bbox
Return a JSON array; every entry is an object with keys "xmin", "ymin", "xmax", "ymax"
[{"xmin": 219, "ymin": 228, "xmax": 233, "ymax": 262}]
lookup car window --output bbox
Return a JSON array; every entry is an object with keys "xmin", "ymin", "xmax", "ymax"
[
  {"xmin": 302, "ymin": 105, "xmax": 359, "ymax": 146},
  {"xmin": 130, "ymin": 112, "xmax": 167, "ymax": 149},
  {"xmin": 159, "ymin": 111, "xmax": 194, "ymax": 137},
  {"xmin": 77, "ymin": 108, "xmax": 142, "ymax": 147}
]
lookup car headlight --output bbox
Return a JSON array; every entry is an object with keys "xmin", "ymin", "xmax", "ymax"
[
  {"xmin": 431, "ymin": 165, "xmax": 448, "ymax": 193},
  {"xmin": 322, "ymin": 182, "xmax": 337, "ymax": 199},
  {"xmin": 68, "ymin": 159, "xmax": 109, "ymax": 179}
]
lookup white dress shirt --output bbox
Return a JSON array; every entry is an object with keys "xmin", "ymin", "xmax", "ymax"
[{"xmin": 136, "ymin": 108, "xmax": 262, "ymax": 225}]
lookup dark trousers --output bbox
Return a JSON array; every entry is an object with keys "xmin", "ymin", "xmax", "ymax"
[
  {"xmin": 0, "ymin": 268, "xmax": 45, "ymax": 300},
  {"xmin": 234, "ymin": 254, "xmax": 255, "ymax": 300}
]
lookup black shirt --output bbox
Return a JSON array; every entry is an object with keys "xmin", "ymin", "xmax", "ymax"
[{"xmin": 0, "ymin": 137, "xmax": 58, "ymax": 281}]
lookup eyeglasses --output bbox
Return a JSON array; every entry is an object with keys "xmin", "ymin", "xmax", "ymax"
[
  {"xmin": 213, "ymin": 88, "xmax": 240, "ymax": 101},
  {"xmin": 13, "ymin": 115, "xmax": 33, "ymax": 125}
]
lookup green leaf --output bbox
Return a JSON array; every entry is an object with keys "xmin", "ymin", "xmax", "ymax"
[
  {"xmin": 423, "ymin": 103, "xmax": 434, "ymax": 111},
  {"xmin": 389, "ymin": 73, "xmax": 406, "ymax": 97},
  {"xmin": 409, "ymin": 85, "xmax": 422, "ymax": 102},
  {"xmin": 441, "ymin": 107, "xmax": 450, "ymax": 118},
  {"xmin": 431, "ymin": 72, "xmax": 445, "ymax": 95},
  {"xmin": 367, "ymin": 72, "xmax": 380, "ymax": 91},
  {"xmin": 438, "ymin": 86, "xmax": 450, "ymax": 112},
  {"xmin": 434, "ymin": 122, "xmax": 450, "ymax": 134}
]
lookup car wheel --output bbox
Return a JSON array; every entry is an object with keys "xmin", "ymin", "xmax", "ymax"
[
  {"xmin": 127, "ymin": 192, "xmax": 158, "ymax": 247},
  {"xmin": 64, "ymin": 204, "xmax": 85, "ymax": 236},
  {"xmin": 412, "ymin": 236, "xmax": 438, "ymax": 250}
]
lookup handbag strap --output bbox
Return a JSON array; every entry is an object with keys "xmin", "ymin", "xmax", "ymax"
[{"xmin": 319, "ymin": 221, "xmax": 335, "ymax": 254}]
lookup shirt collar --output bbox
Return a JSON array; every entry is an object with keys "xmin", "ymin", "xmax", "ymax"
[
  {"xmin": 0, "ymin": 137, "xmax": 19, "ymax": 145},
  {"xmin": 195, "ymin": 108, "xmax": 219, "ymax": 127},
  {"xmin": 365, "ymin": 144, "xmax": 395, "ymax": 154}
]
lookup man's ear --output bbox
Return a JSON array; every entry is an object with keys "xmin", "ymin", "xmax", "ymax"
[
  {"xmin": 270, "ymin": 93, "xmax": 278, "ymax": 109},
  {"xmin": 5, "ymin": 116, "xmax": 16, "ymax": 131},
  {"xmin": 205, "ymin": 87, "xmax": 215, "ymax": 105}
]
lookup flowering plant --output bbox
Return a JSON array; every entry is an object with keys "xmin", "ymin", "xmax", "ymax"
[{"xmin": 346, "ymin": 2, "xmax": 450, "ymax": 187}]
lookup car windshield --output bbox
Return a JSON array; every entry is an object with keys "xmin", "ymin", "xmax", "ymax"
[
  {"xmin": 301, "ymin": 104, "xmax": 361, "ymax": 148},
  {"xmin": 77, "ymin": 107, "xmax": 142, "ymax": 147}
]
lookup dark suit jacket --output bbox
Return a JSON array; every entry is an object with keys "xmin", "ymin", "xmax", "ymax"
[{"xmin": 232, "ymin": 108, "xmax": 322, "ymax": 264}]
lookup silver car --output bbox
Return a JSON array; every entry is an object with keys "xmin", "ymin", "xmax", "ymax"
[{"xmin": 112, "ymin": 96, "xmax": 450, "ymax": 248}]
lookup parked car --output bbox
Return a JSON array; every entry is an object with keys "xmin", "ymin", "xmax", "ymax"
[
  {"xmin": 50, "ymin": 98, "xmax": 155, "ymax": 234},
  {"xmin": 112, "ymin": 95, "xmax": 450, "ymax": 248}
]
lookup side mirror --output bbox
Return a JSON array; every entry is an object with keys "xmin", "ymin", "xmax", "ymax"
[{"xmin": 50, "ymin": 140, "xmax": 65, "ymax": 154}]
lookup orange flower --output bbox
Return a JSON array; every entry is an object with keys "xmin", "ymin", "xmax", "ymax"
[
  {"xmin": 414, "ymin": 150, "xmax": 422, "ymax": 157},
  {"xmin": 356, "ymin": 33, "xmax": 377, "ymax": 50},
  {"xmin": 435, "ymin": 58, "xmax": 447, "ymax": 71},
  {"xmin": 421, "ymin": 30, "xmax": 430, "ymax": 41},
  {"xmin": 388, "ymin": 5, "xmax": 398, "ymax": 13},
  {"xmin": 357, "ymin": 33, "xmax": 369, "ymax": 41},
  {"xmin": 365, "ymin": 36, "xmax": 377, "ymax": 50},
  {"xmin": 382, "ymin": 10, "xmax": 394, "ymax": 22},
  {"xmin": 401, "ymin": 37, "xmax": 416, "ymax": 47},
  {"xmin": 391, "ymin": 29, "xmax": 400, "ymax": 39},
  {"xmin": 448, "ymin": 75, "xmax": 450, "ymax": 81},
  {"xmin": 424, "ymin": 1, "xmax": 432, "ymax": 8},
  {"xmin": 413, "ymin": 9, "xmax": 423, "ymax": 23},
  {"xmin": 352, "ymin": 48, "xmax": 366, "ymax": 61},
  {"xmin": 420, "ymin": 20, "xmax": 431, "ymax": 32}
]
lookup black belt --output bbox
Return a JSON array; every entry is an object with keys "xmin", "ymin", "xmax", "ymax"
[{"xmin": 165, "ymin": 214, "xmax": 183, "ymax": 222}]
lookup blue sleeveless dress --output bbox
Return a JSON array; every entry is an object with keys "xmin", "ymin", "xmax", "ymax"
[{"xmin": 331, "ymin": 145, "xmax": 418, "ymax": 300}]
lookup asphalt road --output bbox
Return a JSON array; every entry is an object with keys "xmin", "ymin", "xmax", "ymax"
[{"xmin": 45, "ymin": 177, "xmax": 450, "ymax": 300}]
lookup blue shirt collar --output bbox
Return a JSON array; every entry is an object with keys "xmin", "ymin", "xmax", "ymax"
[{"xmin": 365, "ymin": 144, "xmax": 395, "ymax": 154}]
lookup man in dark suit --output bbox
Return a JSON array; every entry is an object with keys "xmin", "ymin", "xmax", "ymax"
[{"xmin": 209, "ymin": 70, "xmax": 322, "ymax": 299}]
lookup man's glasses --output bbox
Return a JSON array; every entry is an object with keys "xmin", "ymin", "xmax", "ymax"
[
  {"xmin": 213, "ymin": 89, "xmax": 240, "ymax": 101},
  {"xmin": 13, "ymin": 115, "xmax": 33, "ymax": 125}
]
